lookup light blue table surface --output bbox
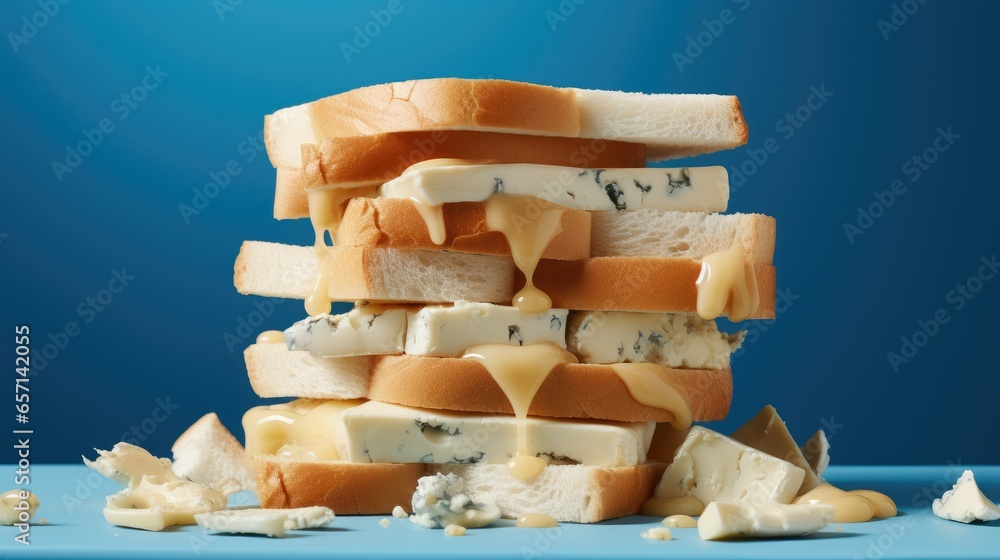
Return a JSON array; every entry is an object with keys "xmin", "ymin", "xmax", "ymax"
[{"xmin": 1, "ymin": 465, "xmax": 997, "ymax": 559}]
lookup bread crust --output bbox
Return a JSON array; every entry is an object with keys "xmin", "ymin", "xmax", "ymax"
[
  {"xmin": 252, "ymin": 455, "xmax": 666, "ymax": 521},
  {"xmin": 368, "ymin": 357, "xmax": 731, "ymax": 423},
  {"xmin": 535, "ymin": 258, "xmax": 776, "ymax": 318},
  {"xmin": 252, "ymin": 456, "xmax": 424, "ymax": 514},
  {"xmin": 337, "ymin": 198, "xmax": 591, "ymax": 260}
]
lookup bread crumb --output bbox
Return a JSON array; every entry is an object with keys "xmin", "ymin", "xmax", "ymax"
[
  {"xmin": 835, "ymin": 526, "xmax": 843, "ymax": 532},
  {"xmin": 444, "ymin": 524, "xmax": 466, "ymax": 537},
  {"xmin": 641, "ymin": 527, "xmax": 672, "ymax": 540},
  {"xmin": 379, "ymin": 518, "xmax": 391, "ymax": 528},
  {"xmin": 37, "ymin": 518, "xmax": 48, "ymax": 526},
  {"xmin": 392, "ymin": 505, "xmax": 408, "ymax": 519}
]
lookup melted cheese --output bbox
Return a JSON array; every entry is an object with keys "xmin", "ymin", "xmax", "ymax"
[
  {"xmin": 242, "ymin": 399, "xmax": 365, "ymax": 461},
  {"xmin": 696, "ymin": 245, "xmax": 760, "ymax": 321},
  {"xmin": 485, "ymin": 195, "xmax": 564, "ymax": 314},
  {"xmin": 609, "ymin": 364, "xmax": 691, "ymax": 429},
  {"xmin": 462, "ymin": 342, "xmax": 577, "ymax": 479}
]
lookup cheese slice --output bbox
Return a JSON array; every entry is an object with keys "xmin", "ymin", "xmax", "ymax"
[
  {"xmin": 342, "ymin": 401, "xmax": 654, "ymax": 467},
  {"xmin": 652, "ymin": 426, "xmax": 805, "ymax": 506},
  {"xmin": 698, "ymin": 502, "xmax": 834, "ymax": 540},
  {"xmin": 380, "ymin": 163, "xmax": 729, "ymax": 213},
  {"xmin": 566, "ymin": 311, "xmax": 740, "ymax": 369},
  {"xmin": 195, "ymin": 506, "xmax": 335, "ymax": 537},
  {"xmin": 284, "ymin": 306, "xmax": 407, "ymax": 357},
  {"xmin": 406, "ymin": 302, "xmax": 567, "ymax": 356},
  {"xmin": 932, "ymin": 470, "xmax": 1000, "ymax": 523},
  {"xmin": 730, "ymin": 405, "xmax": 822, "ymax": 494}
]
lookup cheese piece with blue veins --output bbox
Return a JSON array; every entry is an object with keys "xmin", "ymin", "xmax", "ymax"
[
  {"xmin": 342, "ymin": 401, "xmax": 654, "ymax": 467},
  {"xmin": 566, "ymin": 311, "xmax": 742, "ymax": 369},
  {"xmin": 405, "ymin": 301, "xmax": 567, "ymax": 357},
  {"xmin": 379, "ymin": 163, "xmax": 729, "ymax": 213},
  {"xmin": 410, "ymin": 473, "xmax": 500, "ymax": 529},
  {"xmin": 284, "ymin": 306, "xmax": 407, "ymax": 358}
]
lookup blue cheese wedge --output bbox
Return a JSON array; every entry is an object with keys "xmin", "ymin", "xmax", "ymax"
[
  {"xmin": 342, "ymin": 401, "xmax": 654, "ymax": 467},
  {"xmin": 410, "ymin": 473, "xmax": 500, "ymax": 529},
  {"xmin": 284, "ymin": 305, "xmax": 407, "ymax": 358},
  {"xmin": 566, "ymin": 311, "xmax": 741, "ymax": 369},
  {"xmin": 380, "ymin": 163, "xmax": 729, "ymax": 213},
  {"xmin": 653, "ymin": 427, "xmax": 805, "ymax": 506},
  {"xmin": 406, "ymin": 301, "xmax": 567, "ymax": 356},
  {"xmin": 195, "ymin": 506, "xmax": 334, "ymax": 537},
  {"xmin": 698, "ymin": 502, "xmax": 834, "ymax": 540},
  {"xmin": 932, "ymin": 470, "xmax": 1000, "ymax": 523}
]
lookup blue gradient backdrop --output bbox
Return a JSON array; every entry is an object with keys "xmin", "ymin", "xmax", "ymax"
[{"xmin": 2, "ymin": 1, "xmax": 998, "ymax": 464}]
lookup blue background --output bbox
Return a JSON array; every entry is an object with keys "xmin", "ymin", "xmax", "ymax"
[{"xmin": 1, "ymin": 0, "xmax": 997, "ymax": 465}]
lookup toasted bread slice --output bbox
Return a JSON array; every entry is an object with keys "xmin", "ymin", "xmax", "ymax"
[
  {"xmin": 234, "ymin": 242, "xmax": 776, "ymax": 317},
  {"xmin": 265, "ymin": 78, "xmax": 748, "ymax": 168},
  {"xmin": 242, "ymin": 344, "xmax": 731, "ymax": 424}
]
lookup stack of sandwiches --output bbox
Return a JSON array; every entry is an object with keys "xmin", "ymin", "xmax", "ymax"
[{"xmin": 234, "ymin": 78, "xmax": 778, "ymax": 523}]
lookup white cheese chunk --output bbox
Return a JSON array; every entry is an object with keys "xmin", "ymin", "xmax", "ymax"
[
  {"xmin": 566, "ymin": 311, "xmax": 741, "ymax": 369},
  {"xmin": 342, "ymin": 401, "xmax": 654, "ymax": 467},
  {"xmin": 0, "ymin": 490, "xmax": 39, "ymax": 525},
  {"xmin": 932, "ymin": 470, "xmax": 1000, "ymax": 523},
  {"xmin": 640, "ymin": 527, "xmax": 672, "ymax": 540},
  {"xmin": 410, "ymin": 473, "xmax": 500, "ymax": 529},
  {"xmin": 800, "ymin": 429, "xmax": 830, "ymax": 478},
  {"xmin": 195, "ymin": 506, "xmax": 334, "ymax": 537},
  {"xmin": 698, "ymin": 502, "xmax": 833, "ymax": 540},
  {"xmin": 85, "ymin": 443, "xmax": 230, "ymax": 532},
  {"xmin": 654, "ymin": 427, "xmax": 805, "ymax": 506},
  {"xmin": 285, "ymin": 307, "xmax": 407, "ymax": 357},
  {"xmin": 406, "ymin": 301, "xmax": 567, "ymax": 356},
  {"xmin": 380, "ymin": 163, "xmax": 729, "ymax": 213}
]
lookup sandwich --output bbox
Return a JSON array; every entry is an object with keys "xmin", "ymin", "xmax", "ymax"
[{"xmin": 232, "ymin": 78, "xmax": 775, "ymax": 524}]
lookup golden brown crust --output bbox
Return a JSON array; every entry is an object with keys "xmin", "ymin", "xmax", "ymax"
[
  {"xmin": 535, "ymin": 258, "xmax": 777, "ymax": 318},
  {"xmin": 368, "ymin": 357, "xmax": 731, "ymax": 423},
  {"xmin": 337, "ymin": 198, "xmax": 591, "ymax": 260},
  {"xmin": 253, "ymin": 456, "xmax": 423, "ymax": 514},
  {"xmin": 589, "ymin": 462, "xmax": 667, "ymax": 521}
]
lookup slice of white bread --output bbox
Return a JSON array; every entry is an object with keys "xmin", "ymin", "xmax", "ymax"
[
  {"xmin": 252, "ymin": 454, "xmax": 666, "ymax": 522},
  {"xmin": 234, "ymin": 242, "xmax": 514, "ymax": 304},
  {"xmin": 277, "ymin": 131, "xmax": 646, "ymax": 219},
  {"xmin": 591, "ymin": 211, "xmax": 775, "ymax": 263},
  {"xmin": 171, "ymin": 412, "xmax": 255, "ymax": 492},
  {"xmin": 337, "ymin": 198, "xmax": 591, "ymax": 260},
  {"xmin": 234, "ymin": 242, "xmax": 776, "ymax": 317},
  {"xmin": 244, "ymin": 342, "xmax": 370, "ymax": 399},
  {"xmin": 265, "ymin": 78, "xmax": 747, "ymax": 169},
  {"xmin": 242, "ymin": 343, "xmax": 732, "ymax": 424}
]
